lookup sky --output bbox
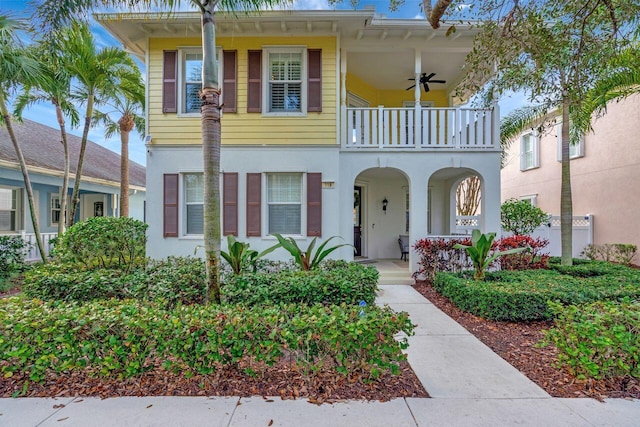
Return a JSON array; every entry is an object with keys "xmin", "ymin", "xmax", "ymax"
[{"xmin": 1, "ymin": 0, "xmax": 527, "ymax": 166}]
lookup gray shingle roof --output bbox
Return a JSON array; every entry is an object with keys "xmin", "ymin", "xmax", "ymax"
[{"xmin": 0, "ymin": 119, "xmax": 145, "ymax": 188}]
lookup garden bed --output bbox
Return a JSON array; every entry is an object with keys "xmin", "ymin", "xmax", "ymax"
[{"xmin": 414, "ymin": 281, "xmax": 640, "ymax": 400}]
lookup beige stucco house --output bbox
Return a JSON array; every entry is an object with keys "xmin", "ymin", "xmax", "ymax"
[{"xmin": 501, "ymin": 93, "xmax": 640, "ymax": 255}]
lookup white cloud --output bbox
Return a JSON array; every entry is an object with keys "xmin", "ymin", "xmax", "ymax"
[
  {"xmin": 292, "ymin": 0, "xmax": 332, "ymax": 10},
  {"xmin": 413, "ymin": 13, "xmax": 425, "ymax": 19}
]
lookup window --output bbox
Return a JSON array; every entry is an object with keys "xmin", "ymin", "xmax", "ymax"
[
  {"xmin": 184, "ymin": 173, "xmax": 204, "ymax": 235},
  {"xmin": 520, "ymin": 132, "xmax": 539, "ymax": 170},
  {"xmin": 267, "ymin": 173, "xmax": 302, "ymax": 235},
  {"xmin": 50, "ymin": 194, "xmax": 61, "ymax": 225},
  {"xmin": 556, "ymin": 123, "xmax": 585, "ymax": 160},
  {"xmin": 264, "ymin": 47, "xmax": 306, "ymax": 115},
  {"xmin": 179, "ymin": 48, "xmax": 222, "ymax": 115},
  {"xmin": 0, "ymin": 188, "xmax": 21, "ymax": 232},
  {"xmin": 519, "ymin": 195, "xmax": 538, "ymax": 206}
]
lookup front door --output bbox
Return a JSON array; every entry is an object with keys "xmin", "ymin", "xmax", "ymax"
[{"xmin": 353, "ymin": 186, "xmax": 362, "ymax": 256}]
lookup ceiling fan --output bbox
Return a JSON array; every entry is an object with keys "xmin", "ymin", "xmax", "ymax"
[{"xmin": 406, "ymin": 72, "xmax": 446, "ymax": 92}]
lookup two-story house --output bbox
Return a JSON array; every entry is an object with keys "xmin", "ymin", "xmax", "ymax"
[
  {"xmin": 97, "ymin": 9, "xmax": 502, "ymax": 273},
  {"xmin": 502, "ymin": 93, "xmax": 640, "ymax": 256}
]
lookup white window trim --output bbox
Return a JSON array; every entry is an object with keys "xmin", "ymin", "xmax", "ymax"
[
  {"xmin": 182, "ymin": 172, "xmax": 204, "ymax": 237},
  {"xmin": 50, "ymin": 193, "xmax": 61, "ymax": 226},
  {"xmin": 556, "ymin": 122, "xmax": 585, "ymax": 161},
  {"xmin": 263, "ymin": 172, "xmax": 306, "ymax": 238},
  {"xmin": 177, "ymin": 47, "xmax": 223, "ymax": 117},
  {"xmin": 262, "ymin": 46, "xmax": 307, "ymax": 117},
  {"xmin": 0, "ymin": 186, "xmax": 22, "ymax": 233},
  {"xmin": 519, "ymin": 194, "xmax": 538, "ymax": 206},
  {"xmin": 520, "ymin": 131, "xmax": 539, "ymax": 171}
]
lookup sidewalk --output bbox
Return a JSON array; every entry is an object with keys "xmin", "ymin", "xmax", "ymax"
[{"xmin": 1, "ymin": 282, "xmax": 639, "ymax": 426}]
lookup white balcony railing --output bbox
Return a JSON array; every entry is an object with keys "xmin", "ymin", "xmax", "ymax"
[
  {"xmin": 7, "ymin": 231, "xmax": 58, "ymax": 262},
  {"xmin": 343, "ymin": 107, "xmax": 496, "ymax": 150}
]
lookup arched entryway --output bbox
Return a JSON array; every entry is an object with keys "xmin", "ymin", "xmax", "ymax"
[
  {"xmin": 354, "ymin": 167, "xmax": 409, "ymax": 260},
  {"xmin": 428, "ymin": 167, "xmax": 484, "ymax": 235}
]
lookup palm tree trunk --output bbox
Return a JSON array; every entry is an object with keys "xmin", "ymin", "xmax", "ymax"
[
  {"xmin": 201, "ymin": 1, "xmax": 221, "ymax": 304},
  {"xmin": 55, "ymin": 102, "xmax": 70, "ymax": 236},
  {"xmin": 560, "ymin": 99, "xmax": 573, "ymax": 266},
  {"xmin": 68, "ymin": 92, "xmax": 94, "ymax": 226},
  {"xmin": 119, "ymin": 129, "xmax": 130, "ymax": 217},
  {"xmin": 0, "ymin": 94, "xmax": 47, "ymax": 263}
]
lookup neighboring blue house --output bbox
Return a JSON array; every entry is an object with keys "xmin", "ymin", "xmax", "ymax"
[{"xmin": 0, "ymin": 119, "xmax": 146, "ymax": 259}]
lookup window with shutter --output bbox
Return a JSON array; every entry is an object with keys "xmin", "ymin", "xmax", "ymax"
[
  {"xmin": 246, "ymin": 173, "xmax": 262, "ymax": 236},
  {"xmin": 184, "ymin": 173, "xmax": 204, "ymax": 235},
  {"xmin": 222, "ymin": 50, "xmax": 237, "ymax": 113},
  {"xmin": 307, "ymin": 49, "xmax": 322, "ymax": 112},
  {"xmin": 307, "ymin": 173, "xmax": 322, "ymax": 237},
  {"xmin": 262, "ymin": 47, "xmax": 307, "ymax": 116},
  {"xmin": 177, "ymin": 48, "xmax": 223, "ymax": 115},
  {"xmin": 162, "ymin": 51, "xmax": 177, "ymax": 113},
  {"xmin": 163, "ymin": 174, "xmax": 179, "ymax": 237},
  {"xmin": 247, "ymin": 50, "xmax": 262, "ymax": 113},
  {"xmin": 267, "ymin": 173, "xmax": 302, "ymax": 235}
]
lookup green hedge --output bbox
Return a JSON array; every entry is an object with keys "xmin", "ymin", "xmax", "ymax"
[
  {"xmin": 544, "ymin": 300, "xmax": 640, "ymax": 380},
  {"xmin": 23, "ymin": 257, "xmax": 206, "ymax": 306},
  {"xmin": 433, "ymin": 261, "xmax": 640, "ymax": 321},
  {"xmin": 0, "ymin": 297, "xmax": 412, "ymax": 384},
  {"xmin": 223, "ymin": 262, "xmax": 379, "ymax": 305}
]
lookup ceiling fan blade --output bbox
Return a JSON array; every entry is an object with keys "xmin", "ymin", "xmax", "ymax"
[
  {"xmin": 406, "ymin": 84, "xmax": 416, "ymax": 91},
  {"xmin": 425, "ymin": 72, "xmax": 436, "ymax": 80},
  {"xmin": 429, "ymin": 79, "xmax": 447, "ymax": 84},
  {"xmin": 423, "ymin": 82, "xmax": 430, "ymax": 92}
]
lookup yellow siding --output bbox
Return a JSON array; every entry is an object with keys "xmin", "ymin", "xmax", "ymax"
[
  {"xmin": 148, "ymin": 37, "xmax": 337, "ymax": 146},
  {"xmin": 346, "ymin": 73, "xmax": 449, "ymax": 107}
]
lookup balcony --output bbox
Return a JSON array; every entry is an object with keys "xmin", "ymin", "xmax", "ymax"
[{"xmin": 342, "ymin": 106, "xmax": 498, "ymax": 150}]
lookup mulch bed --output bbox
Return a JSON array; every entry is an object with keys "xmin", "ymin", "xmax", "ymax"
[
  {"xmin": 0, "ymin": 359, "xmax": 427, "ymax": 401},
  {"xmin": 413, "ymin": 280, "xmax": 640, "ymax": 400}
]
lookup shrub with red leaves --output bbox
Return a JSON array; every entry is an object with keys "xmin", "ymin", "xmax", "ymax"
[
  {"xmin": 412, "ymin": 237, "xmax": 472, "ymax": 280},
  {"xmin": 497, "ymin": 235, "xmax": 550, "ymax": 270}
]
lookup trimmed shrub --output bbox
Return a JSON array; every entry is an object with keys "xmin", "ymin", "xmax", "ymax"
[
  {"xmin": 23, "ymin": 257, "xmax": 206, "ymax": 306},
  {"xmin": 223, "ymin": 262, "xmax": 379, "ymax": 306},
  {"xmin": 433, "ymin": 261, "xmax": 640, "ymax": 321},
  {"xmin": 0, "ymin": 235, "xmax": 28, "ymax": 277},
  {"xmin": 500, "ymin": 198, "xmax": 549, "ymax": 236},
  {"xmin": 497, "ymin": 235, "xmax": 550, "ymax": 270},
  {"xmin": 53, "ymin": 217, "xmax": 147, "ymax": 272},
  {"xmin": 581, "ymin": 243, "xmax": 637, "ymax": 266},
  {"xmin": 544, "ymin": 300, "xmax": 640, "ymax": 380},
  {"xmin": 0, "ymin": 297, "xmax": 413, "ymax": 384}
]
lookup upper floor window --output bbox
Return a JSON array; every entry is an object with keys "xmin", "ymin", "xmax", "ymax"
[
  {"xmin": 267, "ymin": 173, "xmax": 302, "ymax": 235},
  {"xmin": 184, "ymin": 173, "xmax": 204, "ymax": 235},
  {"xmin": 520, "ymin": 132, "xmax": 539, "ymax": 171},
  {"xmin": 178, "ymin": 48, "xmax": 222, "ymax": 115},
  {"xmin": 263, "ymin": 47, "xmax": 306, "ymax": 115},
  {"xmin": 0, "ymin": 187, "xmax": 21, "ymax": 232},
  {"xmin": 556, "ymin": 123, "xmax": 585, "ymax": 160}
]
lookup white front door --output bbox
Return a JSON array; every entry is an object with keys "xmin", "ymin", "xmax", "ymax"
[{"xmin": 81, "ymin": 194, "xmax": 107, "ymax": 221}]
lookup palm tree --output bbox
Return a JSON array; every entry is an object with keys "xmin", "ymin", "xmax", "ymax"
[
  {"xmin": 58, "ymin": 22, "xmax": 141, "ymax": 227},
  {"xmin": 38, "ymin": 0, "xmax": 292, "ymax": 304},
  {"xmin": 15, "ymin": 41, "xmax": 80, "ymax": 236},
  {"xmin": 92, "ymin": 79, "xmax": 145, "ymax": 218}
]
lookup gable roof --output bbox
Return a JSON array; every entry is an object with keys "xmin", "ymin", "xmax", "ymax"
[{"xmin": 0, "ymin": 119, "xmax": 145, "ymax": 189}]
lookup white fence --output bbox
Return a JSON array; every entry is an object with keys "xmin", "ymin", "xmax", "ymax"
[{"xmin": 438, "ymin": 214, "xmax": 593, "ymax": 258}]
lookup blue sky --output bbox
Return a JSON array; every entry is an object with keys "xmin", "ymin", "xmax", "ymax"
[{"xmin": 2, "ymin": 0, "xmax": 527, "ymax": 166}]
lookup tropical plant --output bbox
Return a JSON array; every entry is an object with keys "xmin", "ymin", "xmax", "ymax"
[
  {"xmin": 500, "ymin": 198, "xmax": 549, "ymax": 236},
  {"xmin": 56, "ymin": 21, "xmax": 141, "ymax": 226},
  {"xmin": 454, "ymin": 229, "xmax": 524, "ymax": 280},
  {"xmin": 272, "ymin": 234, "xmax": 352, "ymax": 271},
  {"xmin": 92, "ymin": 78, "xmax": 145, "ymax": 218},
  {"xmin": 220, "ymin": 235, "xmax": 279, "ymax": 275},
  {"xmin": 0, "ymin": 15, "xmax": 47, "ymax": 262},
  {"xmin": 38, "ymin": 0, "xmax": 294, "ymax": 304},
  {"xmin": 14, "ymin": 38, "xmax": 80, "ymax": 236}
]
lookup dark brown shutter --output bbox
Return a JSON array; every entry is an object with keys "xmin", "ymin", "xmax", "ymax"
[
  {"xmin": 222, "ymin": 50, "xmax": 237, "ymax": 113},
  {"xmin": 162, "ymin": 51, "xmax": 178, "ymax": 113},
  {"xmin": 247, "ymin": 50, "xmax": 262, "ymax": 113},
  {"xmin": 246, "ymin": 173, "xmax": 262, "ymax": 236},
  {"xmin": 223, "ymin": 172, "xmax": 238, "ymax": 236},
  {"xmin": 307, "ymin": 49, "xmax": 322, "ymax": 112},
  {"xmin": 163, "ymin": 174, "xmax": 179, "ymax": 237},
  {"xmin": 307, "ymin": 173, "xmax": 322, "ymax": 237}
]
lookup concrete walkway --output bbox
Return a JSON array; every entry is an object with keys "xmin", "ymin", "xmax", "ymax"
[{"xmin": 2, "ymin": 274, "xmax": 639, "ymax": 426}]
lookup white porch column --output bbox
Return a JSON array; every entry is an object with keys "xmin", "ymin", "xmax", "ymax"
[
  {"xmin": 480, "ymin": 157, "xmax": 502, "ymax": 235},
  {"xmin": 340, "ymin": 49, "xmax": 347, "ymax": 148},
  {"xmin": 409, "ymin": 175, "xmax": 429, "ymax": 274},
  {"xmin": 414, "ymin": 48, "xmax": 422, "ymax": 148}
]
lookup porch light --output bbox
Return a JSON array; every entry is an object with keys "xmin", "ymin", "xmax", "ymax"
[{"xmin": 382, "ymin": 197, "xmax": 388, "ymax": 214}]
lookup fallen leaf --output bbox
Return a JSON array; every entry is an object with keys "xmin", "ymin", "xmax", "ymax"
[{"xmin": 268, "ymin": 420, "xmax": 274, "ymax": 426}]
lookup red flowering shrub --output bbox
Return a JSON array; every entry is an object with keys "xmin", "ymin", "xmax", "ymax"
[
  {"xmin": 412, "ymin": 237, "xmax": 473, "ymax": 280},
  {"xmin": 497, "ymin": 235, "xmax": 550, "ymax": 270}
]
